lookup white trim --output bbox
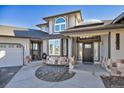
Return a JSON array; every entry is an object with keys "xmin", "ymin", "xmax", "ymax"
[
  {"xmin": 48, "ymin": 39, "xmax": 61, "ymax": 56},
  {"xmin": 54, "ymin": 17, "xmax": 66, "ymax": 32}
]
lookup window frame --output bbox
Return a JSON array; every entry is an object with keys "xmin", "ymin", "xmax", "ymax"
[
  {"xmin": 54, "ymin": 17, "xmax": 66, "ymax": 32},
  {"xmin": 48, "ymin": 39, "xmax": 61, "ymax": 56},
  {"xmin": 116, "ymin": 33, "xmax": 120, "ymax": 50}
]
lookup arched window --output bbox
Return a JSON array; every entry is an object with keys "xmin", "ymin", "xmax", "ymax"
[{"xmin": 55, "ymin": 17, "xmax": 66, "ymax": 32}]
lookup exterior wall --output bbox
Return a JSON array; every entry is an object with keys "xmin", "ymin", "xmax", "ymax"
[
  {"xmin": 48, "ymin": 16, "xmax": 67, "ymax": 34},
  {"xmin": 41, "ymin": 25, "xmax": 48, "ymax": 32},
  {"xmin": 68, "ymin": 14, "xmax": 76, "ymax": 28},
  {"xmin": 45, "ymin": 14, "xmax": 80, "ymax": 57},
  {"xmin": 43, "ymin": 40, "xmax": 48, "ymax": 54},
  {"xmin": 0, "ymin": 25, "xmax": 28, "ymax": 36},
  {"xmin": 68, "ymin": 14, "xmax": 82, "ymax": 27},
  {"xmin": 101, "ymin": 35, "xmax": 108, "ymax": 61},
  {"xmin": 76, "ymin": 17, "xmax": 80, "ymax": 26},
  {"xmin": 111, "ymin": 30, "xmax": 124, "ymax": 59},
  {"xmin": 48, "ymin": 19, "xmax": 53, "ymax": 34},
  {"xmin": 99, "ymin": 30, "xmax": 124, "ymax": 61},
  {"xmin": 0, "ymin": 37, "xmax": 30, "ymax": 57},
  {"xmin": 47, "ymin": 14, "xmax": 80, "ymax": 34}
]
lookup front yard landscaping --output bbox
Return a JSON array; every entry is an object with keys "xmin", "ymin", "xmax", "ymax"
[
  {"xmin": 0, "ymin": 66, "xmax": 21, "ymax": 88},
  {"xmin": 101, "ymin": 75, "xmax": 124, "ymax": 88},
  {"xmin": 35, "ymin": 65, "xmax": 75, "ymax": 82}
]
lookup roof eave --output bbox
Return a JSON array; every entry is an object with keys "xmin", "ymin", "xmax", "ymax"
[
  {"xmin": 36, "ymin": 23, "xmax": 48, "ymax": 27},
  {"xmin": 43, "ymin": 10, "xmax": 82, "ymax": 21},
  {"xmin": 61, "ymin": 24, "xmax": 124, "ymax": 34}
]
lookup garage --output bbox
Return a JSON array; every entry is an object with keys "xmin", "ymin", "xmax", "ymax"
[{"xmin": 0, "ymin": 43, "xmax": 24, "ymax": 67}]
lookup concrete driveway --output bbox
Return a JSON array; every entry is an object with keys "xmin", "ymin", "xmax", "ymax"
[
  {"xmin": 0, "ymin": 66, "xmax": 21, "ymax": 88},
  {"xmin": 5, "ymin": 62, "xmax": 107, "ymax": 88}
]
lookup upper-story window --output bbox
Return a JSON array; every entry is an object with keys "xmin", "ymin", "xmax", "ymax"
[{"xmin": 55, "ymin": 17, "xmax": 66, "ymax": 32}]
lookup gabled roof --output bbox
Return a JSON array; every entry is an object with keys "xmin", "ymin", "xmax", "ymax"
[
  {"xmin": 68, "ymin": 22, "xmax": 104, "ymax": 29},
  {"xmin": 61, "ymin": 19, "xmax": 124, "ymax": 35},
  {"xmin": 61, "ymin": 24, "xmax": 124, "ymax": 35},
  {"xmin": 43, "ymin": 10, "xmax": 83, "ymax": 21},
  {"xmin": 111, "ymin": 12, "xmax": 124, "ymax": 24},
  {"xmin": 67, "ymin": 20, "xmax": 112, "ymax": 30},
  {"xmin": 62, "ymin": 12, "xmax": 124, "ymax": 34}
]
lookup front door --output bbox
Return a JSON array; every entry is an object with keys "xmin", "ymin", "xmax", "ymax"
[{"xmin": 83, "ymin": 43, "xmax": 93, "ymax": 64}]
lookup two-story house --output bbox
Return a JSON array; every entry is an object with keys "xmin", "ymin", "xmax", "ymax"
[
  {"xmin": 36, "ymin": 10, "xmax": 83, "ymax": 58},
  {"xmin": 0, "ymin": 10, "xmax": 124, "ymax": 67}
]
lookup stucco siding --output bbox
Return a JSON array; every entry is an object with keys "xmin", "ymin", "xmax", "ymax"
[
  {"xmin": 101, "ymin": 35, "xmax": 108, "ymax": 60},
  {"xmin": 0, "ymin": 25, "xmax": 28, "ymax": 36},
  {"xmin": 47, "ymin": 14, "xmax": 80, "ymax": 34},
  {"xmin": 68, "ymin": 15, "xmax": 76, "ymax": 28},
  {"xmin": 43, "ymin": 40, "xmax": 48, "ymax": 54},
  {"xmin": 48, "ymin": 19, "xmax": 53, "ymax": 34},
  {"xmin": 111, "ymin": 30, "xmax": 124, "ymax": 59}
]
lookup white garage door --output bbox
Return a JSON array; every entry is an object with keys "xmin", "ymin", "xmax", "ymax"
[{"xmin": 0, "ymin": 43, "xmax": 23, "ymax": 67}]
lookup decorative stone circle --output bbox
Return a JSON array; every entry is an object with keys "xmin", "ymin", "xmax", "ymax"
[{"xmin": 35, "ymin": 65, "xmax": 75, "ymax": 82}]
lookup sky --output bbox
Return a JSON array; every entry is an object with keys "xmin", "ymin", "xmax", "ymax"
[{"xmin": 0, "ymin": 5, "xmax": 124, "ymax": 29}]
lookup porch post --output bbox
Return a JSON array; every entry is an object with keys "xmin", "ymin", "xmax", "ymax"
[
  {"xmin": 108, "ymin": 32, "xmax": 111, "ymax": 59},
  {"xmin": 72, "ymin": 37, "xmax": 77, "ymax": 59},
  {"xmin": 43, "ymin": 40, "xmax": 48, "ymax": 54},
  {"xmin": 68, "ymin": 38, "xmax": 73, "ymax": 58},
  {"xmin": 61, "ymin": 39, "xmax": 63, "ymax": 56}
]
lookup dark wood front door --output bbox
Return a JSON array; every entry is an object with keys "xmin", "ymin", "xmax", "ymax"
[{"xmin": 83, "ymin": 43, "xmax": 93, "ymax": 64}]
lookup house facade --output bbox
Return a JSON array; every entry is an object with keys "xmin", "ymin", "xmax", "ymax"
[{"xmin": 0, "ymin": 10, "xmax": 124, "ymax": 67}]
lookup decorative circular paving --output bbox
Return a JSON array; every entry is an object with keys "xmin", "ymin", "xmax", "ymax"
[{"xmin": 35, "ymin": 65, "xmax": 75, "ymax": 82}]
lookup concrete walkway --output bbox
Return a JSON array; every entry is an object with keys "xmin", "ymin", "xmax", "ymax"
[{"xmin": 5, "ymin": 62, "xmax": 107, "ymax": 88}]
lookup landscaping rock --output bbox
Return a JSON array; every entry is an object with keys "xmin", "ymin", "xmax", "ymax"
[
  {"xmin": 35, "ymin": 65, "xmax": 75, "ymax": 82},
  {"xmin": 101, "ymin": 75, "xmax": 124, "ymax": 88}
]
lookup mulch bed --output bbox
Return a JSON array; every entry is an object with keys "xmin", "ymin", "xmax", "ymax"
[
  {"xmin": 101, "ymin": 75, "xmax": 124, "ymax": 88},
  {"xmin": 35, "ymin": 65, "xmax": 75, "ymax": 82},
  {"xmin": 0, "ymin": 66, "xmax": 22, "ymax": 88}
]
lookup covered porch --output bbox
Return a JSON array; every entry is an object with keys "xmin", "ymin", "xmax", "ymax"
[{"xmin": 65, "ymin": 30, "xmax": 111, "ymax": 65}]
